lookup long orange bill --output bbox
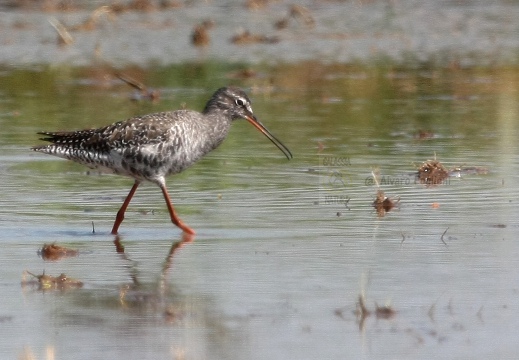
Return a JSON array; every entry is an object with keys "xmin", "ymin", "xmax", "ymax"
[{"xmin": 246, "ymin": 115, "xmax": 293, "ymax": 160}]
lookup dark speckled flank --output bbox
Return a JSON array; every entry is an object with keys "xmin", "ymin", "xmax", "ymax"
[{"xmin": 32, "ymin": 86, "xmax": 292, "ymax": 235}]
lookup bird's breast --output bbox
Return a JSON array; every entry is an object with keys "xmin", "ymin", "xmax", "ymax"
[{"xmin": 112, "ymin": 118, "xmax": 231, "ymax": 182}]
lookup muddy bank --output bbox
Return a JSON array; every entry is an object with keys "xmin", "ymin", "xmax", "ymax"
[{"xmin": 1, "ymin": 0, "xmax": 518, "ymax": 67}]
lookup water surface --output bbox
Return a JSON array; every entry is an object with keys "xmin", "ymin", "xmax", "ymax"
[{"xmin": 1, "ymin": 62, "xmax": 518, "ymax": 359}]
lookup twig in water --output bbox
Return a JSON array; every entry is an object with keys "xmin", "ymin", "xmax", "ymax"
[
  {"xmin": 440, "ymin": 227, "xmax": 449, "ymax": 246},
  {"xmin": 48, "ymin": 17, "xmax": 74, "ymax": 46},
  {"xmin": 370, "ymin": 169, "xmax": 380, "ymax": 188},
  {"xmin": 428, "ymin": 301, "xmax": 436, "ymax": 322}
]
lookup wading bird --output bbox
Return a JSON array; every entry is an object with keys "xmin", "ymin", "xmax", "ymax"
[{"xmin": 33, "ymin": 87, "xmax": 292, "ymax": 235}]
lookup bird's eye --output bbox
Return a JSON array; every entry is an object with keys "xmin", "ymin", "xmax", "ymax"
[{"xmin": 235, "ymin": 98, "xmax": 245, "ymax": 106}]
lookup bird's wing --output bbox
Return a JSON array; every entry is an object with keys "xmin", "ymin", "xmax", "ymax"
[
  {"xmin": 102, "ymin": 113, "xmax": 175, "ymax": 149},
  {"xmin": 35, "ymin": 112, "xmax": 178, "ymax": 153}
]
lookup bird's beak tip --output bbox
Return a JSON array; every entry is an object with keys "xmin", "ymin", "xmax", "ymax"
[{"xmin": 245, "ymin": 115, "xmax": 292, "ymax": 160}]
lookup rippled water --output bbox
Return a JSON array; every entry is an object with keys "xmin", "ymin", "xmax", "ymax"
[{"xmin": 1, "ymin": 11, "xmax": 519, "ymax": 360}]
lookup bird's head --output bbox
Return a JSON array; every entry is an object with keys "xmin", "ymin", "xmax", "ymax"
[{"xmin": 204, "ymin": 87, "xmax": 292, "ymax": 160}]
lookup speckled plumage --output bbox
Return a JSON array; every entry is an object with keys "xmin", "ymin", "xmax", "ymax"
[
  {"xmin": 33, "ymin": 87, "xmax": 292, "ymax": 235},
  {"xmin": 34, "ymin": 88, "xmax": 249, "ymax": 183}
]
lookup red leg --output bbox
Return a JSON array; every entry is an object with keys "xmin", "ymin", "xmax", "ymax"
[
  {"xmin": 111, "ymin": 181, "xmax": 140, "ymax": 235},
  {"xmin": 159, "ymin": 184, "xmax": 196, "ymax": 235}
]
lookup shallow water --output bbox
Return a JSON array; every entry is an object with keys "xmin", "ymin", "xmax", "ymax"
[
  {"xmin": 1, "ymin": 61, "xmax": 518, "ymax": 359},
  {"xmin": 1, "ymin": 1, "xmax": 519, "ymax": 358}
]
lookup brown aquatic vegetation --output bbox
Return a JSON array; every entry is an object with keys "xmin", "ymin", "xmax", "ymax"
[
  {"xmin": 418, "ymin": 158, "xmax": 488, "ymax": 184},
  {"xmin": 246, "ymin": 0, "xmax": 270, "ymax": 10},
  {"xmin": 290, "ymin": 5, "xmax": 315, "ymax": 28},
  {"xmin": 39, "ymin": 242, "xmax": 78, "ymax": 261},
  {"xmin": 375, "ymin": 302, "xmax": 397, "ymax": 319},
  {"xmin": 70, "ymin": 6, "xmax": 116, "ymax": 32},
  {"xmin": 354, "ymin": 294, "xmax": 396, "ymax": 329},
  {"xmin": 230, "ymin": 29, "xmax": 280, "ymax": 45},
  {"xmin": 369, "ymin": 170, "xmax": 399, "ymax": 217},
  {"xmin": 22, "ymin": 271, "xmax": 83, "ymax": 291},
  {"xmin": 354, "ymin": 294, "xmax": 396, "ymax": 331},
  {"xmin": 372, "ymin": 189, "xmax": 399, "ymax": 217},
  {"xmin": 417, "ymin": 159, "xmax": 449, "ymax": 185},
  {"xmin": 355, "ymin": 294, "xmax": 371, "ymax": 319},
  {"xmin": 191, "ymin": 20, "xmax": 214, "ymax": 48},
  {"xmin": 274, "ymin": 17, "xmax": 289, "ymax": 30},
  {"xmin": 275, "ymin": 5, "xmax": 315, "ymax": 30},
  {"xmin": 108, "ymin": 0, "xmax": 182, "ymax": 13},
  {"xmin": 126, "ymin": 0, "xmax": 157, "ymax": 11},
  {"xmin": 112, "ymin": 0, "xmax": 156, "ymax": 12},
  {"xmin": 43, "ymin": 0, "xmax": 77, "ymax": 12}
]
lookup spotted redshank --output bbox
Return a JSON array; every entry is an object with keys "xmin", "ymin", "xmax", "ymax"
[{"xmin": 33, "ymin": 86, "xmax": 292, "ymax": 235}]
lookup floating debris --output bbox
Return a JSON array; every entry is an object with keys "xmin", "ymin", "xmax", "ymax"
[
  {"xmin": 354, "ymin": 294, "xmax": 396, "ymax": 324},
  {"xmin": 22, "ymin": 271, "xmax": 83, "ymax": 291},
  {"xmin": 274, "ymin": 17, "xmax": 289, "ymax": 30},
  {"xmin": 39, "ymin": 243, "xmax": 78, "ymax": 261},
  {"xmin": 115, "ymin": 71, "xmax": 160, "ymax": 102},
  {"xmin": 368, "ymin": 170, "xmax": 399, "ymax": 217},
  {"xmin": 375, "ymin": 302, "xmax": 397, "ymax": 319},
  {"xmin": 417, "ymin": 159, "xmax": 449, "ymax": 185},
  {"xmin": 372, "ymin": 189, "xmax": 399, "ymax": 217},
  {"xmin": 354, "ymin": 294, "xmax": 371, "ymax": 319},
  {"xmin": 417, "ymin": 156, "xmax": 488, "ymax": 185}
]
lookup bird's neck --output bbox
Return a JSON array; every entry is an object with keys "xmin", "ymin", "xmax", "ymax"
[{"xmin": 199, "ymin": 111, "xmax": 233, "ymax": 150}]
